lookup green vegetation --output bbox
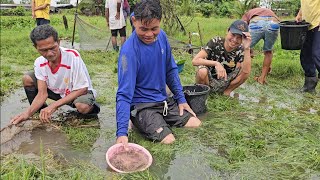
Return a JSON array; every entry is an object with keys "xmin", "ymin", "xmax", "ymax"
[{"xmin": 1, "ymin": 11, "xmax": 319, "ymax": 180}]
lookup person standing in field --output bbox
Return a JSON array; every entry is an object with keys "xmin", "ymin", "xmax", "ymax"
[
  {"xmin": 242, "ymin": 7, "xmax": 280, "ymax": 85},
  {"xmin": 192, "ymin": 20, "xmax": 252, "ymax": 96},
  {"xmin": 105, "ymin": 0, "xmax": 126, "ymax": 51},
  {"xmin": 10, "ymin": 25, "xmax": 100, "ymax": 125},
  {"xmin": 295, "ymin": 0, "xmax": 320, "ymax": 93},
  {"xmin": 123, "ymin": 0, "xmax": 130, "ymax": 22},
  {"xmin": 32, "ymin": 0, "xmax": 51, "ymax": 26},
  {"xmin": 116, "ymin": 0, "xmax": 201, "ymax": 146}
]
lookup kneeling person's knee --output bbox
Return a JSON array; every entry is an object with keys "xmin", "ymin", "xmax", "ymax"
[
  {"xmin": 75, "ymin": 103, "xmax": 93, "ymax": 114},
  {"xmin": 160, "ymin": 133, "xmax": 175, "ymax": 144},
  {"xmin": 73, "ymin": 91, "xmax": 98, "ymax": 114},
  {"xmin": 23, "ymin": 72, "xmax": 36, "ymax": 87},
  {"xmin": 197, "ymin": 68, "xmax": 209, "ymax": 79},
  {"xmin": 184, "ymin": 116, "xmax": 201, "ymax": 128}
]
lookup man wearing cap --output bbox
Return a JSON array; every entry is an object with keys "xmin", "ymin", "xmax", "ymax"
[
  {"xmin": 242, "ymin": 8, "xmax": 280, "ymax": 85},
  {"xmin": 192, "ymin": 20, "xmax": 252, "ymax": 96}
]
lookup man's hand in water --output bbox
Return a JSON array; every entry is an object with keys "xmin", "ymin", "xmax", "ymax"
[{"xmin": 10, "ymin": 111, "xmax": 30, "ymax": 125}]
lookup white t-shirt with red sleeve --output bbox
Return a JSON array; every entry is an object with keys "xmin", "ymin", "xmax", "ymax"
[{"xmin": 34, "ymin": 47, "xmax": 97, "ymax": 98}]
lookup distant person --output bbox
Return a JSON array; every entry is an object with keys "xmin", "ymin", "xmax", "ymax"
[
  {"xmin": 242, "ymin": 8, "xmax": 280, "ymax": 85},
  {"xmin": 105, "ymin": 0, "xmax": 126, "ymax": 51},
  {"xmin": 123, "ymin": 0, "xmax": 130, "ymax": 21},
  {"xmin": 32, "ymin": 0, "xmax": 51, "ymax": 26},
  {"xmin": 10, "ymin": 25, "xmax": 100, "ymax": 125},
  {"xmin": 295, "ymin": 0, "xmax": 320, "ymax": 93},
  {"xmin": 129, "ymin": 12, "xmax": 135, "ymax": 32},
  {"xmin": 192, "ymin": 20, "xmax": 252, "ymax": 96},
  {"xmin": 116, "ymin": 0, "xmax": 201, "ymax": 146}
]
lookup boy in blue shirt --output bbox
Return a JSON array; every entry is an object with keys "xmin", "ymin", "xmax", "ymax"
[{"xmin": 116, "ymin": 0, "xmax": 201, "ymax": 147}]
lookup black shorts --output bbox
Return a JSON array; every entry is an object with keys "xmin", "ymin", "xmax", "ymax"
[
  {"xmin": 36, "ymin": 18, "xmax": 50, "ymax": 26},
  {"xmin": 111, "ymin": 26, "xmax": 126, "ymax": 37},
  {"xmin": 197, "ymin": 66, "xmax": 241, "ymax": 94},
  {"xmin": 130, "ymin": 97, "xmax": 192, "ymax": 142}
]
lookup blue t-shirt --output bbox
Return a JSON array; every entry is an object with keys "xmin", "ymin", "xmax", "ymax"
[{"xmin": 116, "ymin": 30, "xmax": 186, "ymax": 137}]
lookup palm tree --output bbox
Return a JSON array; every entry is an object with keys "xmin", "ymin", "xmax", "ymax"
[{"xmin": 232, "ymin": 0, "xmax": 259, "ymax": 19}]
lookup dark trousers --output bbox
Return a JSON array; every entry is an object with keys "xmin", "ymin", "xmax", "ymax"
[
  {"xmin": 36, "ymin": 18, "xmax": 50, "ymax": 26},
  {"xmin": 300, "ymin": 26, "xmax": 320, "ymax": 78}
]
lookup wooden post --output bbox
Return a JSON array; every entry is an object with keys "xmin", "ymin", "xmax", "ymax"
[
  {"xmin": 63, "ymin": 15, "xmax": 68, "ymax": 30},
  {"xmin": 71, "ymin": 0, "xmax": 79, "ymax": 48},
  {"xmin": 197, "ymin": 22, "xmax": 203, "ymax": 47},
  {"xmin": 175, "ymin": 15, "xmax": 186, "ymax": 35},
  {"xmin": 188, "ymin": 31, "xmax": 193, "ymax": 55}
]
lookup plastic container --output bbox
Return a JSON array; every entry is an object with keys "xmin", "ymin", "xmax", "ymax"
[
  {"xmin": 183, "ymin": 84, "xmax": 210, "ymax": 115},
  {"xmin": 106, "ymin": 143, "xmax": 153, "ymax": 173},
  {"xmin": 279, "ymin": 21, "xmax": 310, "ymax": 50}
]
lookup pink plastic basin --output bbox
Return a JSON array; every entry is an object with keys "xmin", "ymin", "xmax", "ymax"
[{"xmin": 106, "ymin": 143, "xmax": 153, "ymax": 173}]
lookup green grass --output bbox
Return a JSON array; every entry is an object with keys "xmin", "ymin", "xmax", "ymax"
[{"xmin": 1, "ymin": 12, "xmax": 320, "ymax": 179}]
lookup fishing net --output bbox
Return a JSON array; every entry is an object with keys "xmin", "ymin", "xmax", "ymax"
[
  {"xmin": 168, "ymin": 36, "xmax": 201, "ymax": 55},
  {"xmin": 76, "ymin": 15, "xmax": 113, "ymax": 51},
  {"xmin": 75, "ymin": 15, "xmax": 200, "ymax": 53}
]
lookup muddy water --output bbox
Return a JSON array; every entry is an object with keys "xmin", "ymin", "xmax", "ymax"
[
  {"xmin": 0, "ymin": 92, "xmax": 233, "ymax": 178},
  {"xmin": 160, "ymin": 148, "xmax": 219, "ymax": 179},
  {"xmin": 1, "ymin": 88, "xmax": 29, "ymax": 128},
  {"xmin": 90, "ymin": 106, "xmax": 116, "ymax": 169},
  {"xmin": 18, "ymin": 126, "xmax": 90, "ymax": 161},
  {"xmin": 0, "ymin": 88, "xmax": 116, "ymax": 170},
  {"xmin": 2, "ymin": 83, "xmax": 319, "ymax": 178}
]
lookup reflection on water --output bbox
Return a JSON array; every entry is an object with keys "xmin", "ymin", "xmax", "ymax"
[
  {"xmin": 164, "ymin": 154, "xmax": 217, "ymax": 179},
  {"xmin": 18, "ymin": 126, "xmax": 90, "ymax": 161}
]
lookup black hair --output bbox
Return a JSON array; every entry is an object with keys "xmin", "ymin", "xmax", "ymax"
[
  {"xmin": 30, "ymin": 24, "xmax": 58, "ymax": 46},
  {"xmin": 133, "ymin": 0, "xmax": 162, "ymax": 25}
]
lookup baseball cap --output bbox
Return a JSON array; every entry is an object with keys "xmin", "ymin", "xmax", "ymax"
[{"xmin": 229, "ymin": 20, "xmax": 248, "ymax": 36}]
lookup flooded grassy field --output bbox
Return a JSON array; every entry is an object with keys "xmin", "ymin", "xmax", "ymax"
[{"xmin": 1, "ymin": 14, "xmax": 319, "ymax": 179}]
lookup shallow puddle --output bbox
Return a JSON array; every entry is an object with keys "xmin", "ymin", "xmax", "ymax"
[
  {"xmin": 18, "ymin": 125, "xmax": 91, "ymax": 161},
  {"xmin": 0, "ymin": 89, "xmax": 118, "ymax": 173},
  {"xmin": 1, "ymin": 88, "xmax": 29, "ymax": 129},
  {"xmin": 1, "ymin": 83, "xmax": 319, "ymax": 178}
]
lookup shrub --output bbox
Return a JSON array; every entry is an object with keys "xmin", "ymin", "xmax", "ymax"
[
  {"xmin": 231, "ymin": 0, "xmax": 258, "ymax": 19},
  {"xmin": 0, "ymin": 6, "xmax": 27, "ymax": 16},
  {"xmin": 177, "ymin": 0, "xmax": 196, "ymax": 16},
  {"xmin": 271, "ymin": 0, "xmax": 300, "ymax": 16},
  {"xmin": 0, "ymin": 16, "xmax": 34, "ymax": 29},
  {"xmin": 213, "ymin": 0, "xmax": 234, "ymax": 17},
  {"xmin": 196, "ymin": 3, "xmax": 214, "ymax": 18}
]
